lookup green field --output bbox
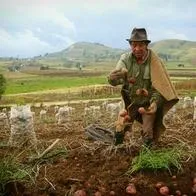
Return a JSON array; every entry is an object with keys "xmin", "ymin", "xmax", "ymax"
[
  {"xmin": 0, "ymin": 58, "xmax": 196, "ymax": 103},
  {"xmin": 4, "ymin": 75, "xmax": 107, "ymax": 95}
]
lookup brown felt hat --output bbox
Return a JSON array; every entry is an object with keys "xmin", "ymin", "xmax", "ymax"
[{"xmin": 126, "ymin": 28, "xmax": 151, "ymax": 43}]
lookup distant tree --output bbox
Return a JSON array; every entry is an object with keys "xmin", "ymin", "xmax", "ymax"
[
  {"xmin": 177, "ymin": 64, "xmax": 184, "ymax": 67},
  {"xmin": 40, "ymin": 65, "xmax": 49, "ymax": 70},
  {"xmin": 0, "ymin": 74, "xmax": 6, "ymax": 99},
  {"xmin": 76, "ymin": 62, "xmax": 82, "ymax": 70}
]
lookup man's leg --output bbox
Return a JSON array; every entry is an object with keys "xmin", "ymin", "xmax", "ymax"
[{"xmin": 142, "ymin": 113, "xmax": 156, "ymax": 146}]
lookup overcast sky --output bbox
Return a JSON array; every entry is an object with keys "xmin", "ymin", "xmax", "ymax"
[{"xmin": 0, "ymin": 0, "xmax": 196, "ymax": 58}]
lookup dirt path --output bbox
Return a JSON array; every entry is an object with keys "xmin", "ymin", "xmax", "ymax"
[
  {"xmin": 1, "ymin": 97, "xmax": 121, "ymax": 107},
  {"xmin": 33, "ymin": 97, "xmax": 121, "ymax": 107}
]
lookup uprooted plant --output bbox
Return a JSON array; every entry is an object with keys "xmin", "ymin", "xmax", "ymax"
[{"xmin": 126, "ymin": 145, "xmax": 186, "ymax": 175}]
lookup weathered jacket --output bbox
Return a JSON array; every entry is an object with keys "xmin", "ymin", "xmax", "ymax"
[{"xmin": 109, "ymin": 49, "xmax": 179, "ymax": 138}]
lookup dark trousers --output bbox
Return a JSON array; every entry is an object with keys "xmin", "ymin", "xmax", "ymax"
[{"xmin": 127, "ymin": 104, "xmax": 155, "ymax": 140}]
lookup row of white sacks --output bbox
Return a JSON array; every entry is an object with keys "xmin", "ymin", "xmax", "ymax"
[
  {"xmin": 1, "ymin": 96, "xmax": 196, "ymax": 125},
  {"xmin": 0, "ymin": 96, "xmax": 195, "ymax": 147},
  {"xmin": 1, "ymin": 96, "xmax": 196, "ymax": 126}
]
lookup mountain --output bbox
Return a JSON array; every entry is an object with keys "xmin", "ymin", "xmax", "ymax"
[
  {"xmin": 45, "ymin": 42, "xmax": 125, "ymax": 63},
  {"xmin": 41, "ymin": 39, "xmax": 196, "ymax": 66},
  {"xmin": 149, "ymin": 39, "xmax": 196, "ymax": 62}
]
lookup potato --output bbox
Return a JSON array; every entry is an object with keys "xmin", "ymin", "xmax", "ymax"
[
  {"xmin": 155, "ymin": 182, "xmax": 164, "ymax": 190},
  {"xmin": 74, "ymin": 189, "xmax": 87, "ymax": 196},
  {"xmin": 138, "ymin": 107, "xmax": 146, "ymax": 114},
  {"xmin": 175, "ymin": 190, "xmax": 181, "ymax": 195},
  {"xmin": 193, "ymin": 177, "xmax": 196, "ymax": 184},
  {"xmin": 171, "ymin": 175, "xmax": 177, "ymax": 180},
  {"xmin": 128, "ymin": 77, "xmax": 136, "ymax": 84},
  {"xmin": 159, "ymin": 186, "xmax": 169, "ymax": 195},
  {"xmin": 123, "ymin": 114, "xmax": 131, "ymax": 122},
  {"xmin": 136, "ymin": 88, "xmax": 148, "ymax": 96},
  {"xmin": 109, "ymin": 190, "xmax": 116, "ymax": 195},
  {"xmin": 172, "ymin": 182, "xmax": 178, "ymax": 187},
  {"xmin": 126, "ymin": 183, "xmax": 137, "ymax": 195},
  {"xmin": 141, "ymin": 88, "xmax": 148, "ymax": 96},
  {"xmin": 192, "ymin": 184, "xmax": 196, "ymax": 193},
  {"xmin": 136, "ymin": 89, "xmax": 142, "ymax": 95},
  {"xmin": 119, "ymin": 109, "xmax": 128, "ymax": 117},
  {"xmin": 94, "ymin": 191, "xmax": 102, "ymax": 196}
]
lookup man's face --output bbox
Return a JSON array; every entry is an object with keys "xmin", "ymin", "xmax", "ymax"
[{"xmin": 130, "ymin": 41, "xmax": 148, "ymax": 59}]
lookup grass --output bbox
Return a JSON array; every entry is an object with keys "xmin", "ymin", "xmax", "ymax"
[
  {"xmin": 5, "ymin": 75, "xmax": 108, "ymax": 94},
  {"xmin": 0, "ymin": 155, "xmax": 33, "ymax": 194},
  {"xmin": 126, "ymin": 146, "xmax": 184, "ymax": 175},
  {"xmin": 0, "ymin": 145, "xmax": 68, "ymax": 194}
]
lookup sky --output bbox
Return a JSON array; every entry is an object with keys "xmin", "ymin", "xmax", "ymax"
[{"xmin": 0, "ymin": 0, "xmax": 196, "ymax": 58}]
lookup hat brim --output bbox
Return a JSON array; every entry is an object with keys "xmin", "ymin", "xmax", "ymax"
[{"xmin": 126, "ymin": 39, "xmax": 151, "ymax": 43}]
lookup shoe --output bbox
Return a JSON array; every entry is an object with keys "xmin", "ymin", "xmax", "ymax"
[
  {"xmin": 143, "ymin": 138, "xmax": 153, "ymax": 147},
  {"xmin": 114, "ymin": 132, "xmax": 124, "ymax": 145}
]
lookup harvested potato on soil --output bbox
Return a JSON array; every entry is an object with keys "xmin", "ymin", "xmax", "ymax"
[
  {"xmin": 159, "ymin": 186, "xmax": 169, "ymax": 195},
  {"xmin": 193, "ymin": 177, "xmax": 196, "ymax": 184},
  {"xmin": 171, "ymin": 175, "xmax": 177, "ymax": 180},
  {"xmin": 94, "ymin": 191, "xmax": 102, "ymax": 196},
  {"xmin": 74, "ymin": 190, "xmax": 87, "ymax": 196},
  {"xmin": 109, "ymin": 190, "xmax": 116, "ymax": 195},
  {"xmin": 155, "ymin": 182, "xmax": 165, "ymax": 190},
  {"xmin": 126, "ymin": 183, "xmax": 137, "ymax": 195},
  {"xmin": 175, "ymin": 190, "xmax": 182, "ymax": 195},
  {"xmin": 192, "ymin": 184, "xmax": 196, "ymax": 193}
]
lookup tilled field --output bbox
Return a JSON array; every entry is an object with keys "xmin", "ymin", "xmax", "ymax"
[{"xmin": 0, "ymin": 101, "xmax": 196, "ymax": 196}]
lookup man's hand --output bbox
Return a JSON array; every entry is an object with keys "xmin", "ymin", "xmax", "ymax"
[
  {"xmin": 147, "ymin": 101, "xmax": 157, "ymax": 114},
  {"xmin": 109, "ymin": 68, "xmax": 128, "ymax": 80},
  {"xmin": 138, "ymin": 102, "xmax": 157, "ymax": 115}
]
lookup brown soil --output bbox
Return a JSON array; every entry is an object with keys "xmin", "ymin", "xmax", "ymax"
[{"xmin": 0, "ymin": 102, "xmax": 196, "ymax": 196}]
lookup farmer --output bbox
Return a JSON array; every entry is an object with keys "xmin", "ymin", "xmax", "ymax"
[{"xmin": 108, "ymin": 27, "xmax": 179, "ymax": 146}]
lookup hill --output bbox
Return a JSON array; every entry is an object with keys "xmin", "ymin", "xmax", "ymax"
[
  {"xmin": 45, "ymin": 42, "xmax": 125, "ymax": 63},
  {"xmin": 150, "ymin": 39, "xmax": 196, "ymax": 63},
  {"xmin": 42, "ymin": 39, "xmax": 196, "ymax": 66},
  {"xmin": 1, "ymin": 39, "xmax": 195, "ymax": 71}
]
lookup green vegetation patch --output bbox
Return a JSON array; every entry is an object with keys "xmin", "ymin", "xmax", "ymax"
[
  {"xmin": 0, "ymin": 156, "xmax": 32, "ymax": 194},
  {"xmin": 127, "ymin": 146, "xmax": 183, "ymax": 175},
  {"xmin": 5, "ymin": 75, "xmax": 107, "ymax": 94},
  {"xmin": 0, "ymin": 74, "xmax": 6, "ymax": 98}
]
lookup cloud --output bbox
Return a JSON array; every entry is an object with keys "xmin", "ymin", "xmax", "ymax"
[
  {"xmin": 0, "ymin": 28, "xmax": 74, "ymax": 57},
  {"xmin": 147, "ymin": 27, "xmax": 190, "ymax": 42},
  {"xmin": 0, "ymin": 0, "xmax": 195, "ymax": 57},
  {"xmin": 0, "ymin": 3, "xmax": 76, "ymax": 57}
]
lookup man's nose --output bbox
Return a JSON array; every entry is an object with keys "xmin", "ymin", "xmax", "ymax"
[{"xmin": 135, "ymin": 46, "xmax": 140, "ymax": 50}]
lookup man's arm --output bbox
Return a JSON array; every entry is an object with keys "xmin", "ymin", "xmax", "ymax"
[
  {"xmin": 150, "ymin": 87, "xmax": 165, "ymax": 108},
  {"xmin": 108, "ymin": 54, "xmax": 128, "ymax": 86},
  {"xmin": 143, "ymin": 88, "xmax": 165, "ymax": 115}
]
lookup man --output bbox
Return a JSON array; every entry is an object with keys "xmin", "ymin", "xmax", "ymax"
[{"xmin": 108, "ymin": 27, "xmax": 179, "ymax": 146}]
